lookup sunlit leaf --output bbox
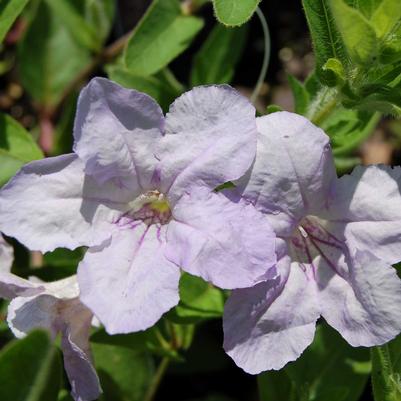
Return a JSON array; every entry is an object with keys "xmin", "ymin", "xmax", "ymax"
[
  {"xmin": 0, "ymin": 113, "xmax": 43, "ymax": 185},
  {"xmin": 329, "ymin": 0, "xmax": 378, "ymax": 64},
  {"xmin": 168, "ymin": 273, "xmax": 225, "ymax": 323},
  {"xmin": 124, "ymin": 0, "xmax": 203, "ymax": 76},
  {"xmin": 213, "ymin": 0, "xmax": 261, "ymax": 26},
  {"xmin": 0, "ymin": 0, "xmax": 29, "ymax": 43},
  {"xmin": 18, "ymin": 0, "xmax": 91, "ymax": 107}
]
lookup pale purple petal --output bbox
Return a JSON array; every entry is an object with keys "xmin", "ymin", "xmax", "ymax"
[
  {"xmin": 74, "ymin": 77, "xmax": 164, "ymax": 187},
  {"xmin": 223, "ymin": 252, "xmax": 319, "ymax": 373},
  {"xmin": 78, "ymin": 225, "xmax": 180, "ymax": 334},
  {"xmin": 318, "ymin": 249, "xmax": 401, "ymax": 346},
  {"xmin": 325, "ymin": 165, "xmax": 401, "ymax": 265},
  {"xmin": 237, "ymin": 112, "xmax": 336, "ymax": 237},
  {"xmin": 166, "ymin": 188, "xmax": 276, "ymax": 289},
  {"xmin": 0, "ymin": 273, "xmax": 43, "ymax": 300},
  {"xmin": 157, "ymin": 85, "xmax": 257, "ymax": 202},
  {"xmin": 60, "ymin": 301, "xmax": 102, "ymax": 401},
  {"xmin": 7, "ymin": 277, "xmax": 101, "ymax": 401},
  {"xmin": 0, "ymin": 154, "xmax": 136, "ymax": 252},
  {"xmin": 0, "ymin": 235, "xmax": 13, "ymax": 272}
]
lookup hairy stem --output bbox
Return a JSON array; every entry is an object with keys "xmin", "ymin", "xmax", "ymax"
[{"xmin": 251, "ymin": 7, "xmax": 271, "ymax": 104}]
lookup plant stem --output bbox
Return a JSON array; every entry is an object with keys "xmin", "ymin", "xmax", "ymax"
[
  {"xmin": 251, "ymin": 7, "xmax": 271, "ymax": 104},
  {"xmin": 143, "ymin": 357, "xmax": 170, "ymax": 401},
  {"xmin": 311, "ymin": 96, "xmax": 338, "ymax": 126}
]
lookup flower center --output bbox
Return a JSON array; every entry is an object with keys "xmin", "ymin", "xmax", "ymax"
[
  {"xmin": 289, "ymin": 216, "xmax": 346, "ymax": 273},
  {"xmin": 118, "ymin": 190, "xmax": 172, "ymax": 227}
]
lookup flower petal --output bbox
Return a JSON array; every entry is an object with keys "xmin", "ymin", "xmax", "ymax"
[
  {"xmin": 318, "ymin": 248, "xmax": 401, "ymax": 346},
  {"xmin": 0, "ymin": 273, "xmax": 42, "ymax": 300},
  {"xmin": 157, "ymin": 85, "xmax": 257, "ymax": 201},
  {"xmin": 325, "ymin": 165, "xmax": 401, "ymax": 265},
  {"xmin": 0, "ymin": 154, "xmax": 134, "ymax": 252},
  {"xmin": 74, "ymin": 77, "xmax": 164, "ymax": 187},
  {"xmin": 223, "ymin": 255, "xmax": 319, "ymax": 373},
  {"xmin": 0, "ymin": 235, "xmax": 13, "ymax": 272},
  {"xmin": 166, "ymin": 188, "xmax": 276, "ymax": 289},
  {"xmin": 60, "ymin": 301, "xmax": 102, "ymax": 401},
  {"xmin": 7, "ymin": 275, "xmax": 101, "ymax": 401},
  {"xmin": 78, "ymin": 225, "xmax": 180, "ymax": 334},
  {"xmin": 237, "ymin": 112, "xmax": 336, "ymax": 237}
]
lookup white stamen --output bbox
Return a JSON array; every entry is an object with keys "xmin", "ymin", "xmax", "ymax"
[{"xmin": 298, "ymin": 226, "xmax": 308, "ymax": 238}]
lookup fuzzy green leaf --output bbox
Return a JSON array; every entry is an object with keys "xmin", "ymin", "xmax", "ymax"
[
  {"xmin": 371, "ymin": 334, "xmax": 401, "ymax": 401},
  {"xmin": 212, "ymin": 0, "xmax": 261, "ymax": 26},
  {"xmin": 124, "ymin": 0, "xmax": 203, "ymax": 76},
  {"xmin": 266, "ymin": 104, "xmax": 283, "ymax": 114},
  {"xmin": 302, "ymin": 0, "xmax": 347, "ymax": 85},
  {"xmin": 329, "ymin": 0, "xmax": 378, "ymax": 64},
  {"xmin": 0, "ymin": 0, "xmax": 29, "ymax": 43},
  {"xmin": 322, "ymin": 57, "xmax": 345, "ymax": 86},
  {"xmin": 371, "ymin": 0, "xmax": 401, "ymax": 38},
  {"xmin": 190, "ymin": 23, "xmax": 247, "ymax": 86}
]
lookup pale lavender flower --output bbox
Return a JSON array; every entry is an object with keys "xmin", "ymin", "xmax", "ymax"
[
  {"xmin": 223, "ymin": 112, "xmax": 401, "ymax": 374},
  {"xmin": 0, "ymin": 78, "xmax": 276, "ymax": 334},
  {"xmin": 0, "ymin": 236, "xmax": 100, "ymax": 401}
]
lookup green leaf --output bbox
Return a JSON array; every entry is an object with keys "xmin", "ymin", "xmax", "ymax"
[
  {"xmin": 335, "ymin": 156, "xmax": 361, "ymax": 174},
  {"xmin": 0, "ymin": 330, "xmax": 62, "ymax": 401},
  {"xmin": 329, "ymin": 0, "xmax": 378, "ymax": 64},
  {"xmin": 124, "ymin": 0, "xmax": 203, "ymax": 76},
  {"xmin": 305, "ymin": 70, "xmax": 323, "ymax": 99},
  {"xmin": 258, "ymin": 370, "xmax": 293, "ymax": 401},
  {"xmin": 213, "ymin": 0, "xmax": 261, "ymax": 26},
  {"xmin": 288, "ymin": 75, "xmax": 309, "ymax": 115},
  {"xmin": 371, "ymin": 0, "xmax": 401, "ymax": 39},
  {"xmin": 0, "ymin": 0, "xmax": 29, "ymax": 43},
  {"xmin": 266, "ymin": 104, "xmax": 283, "ymax": 114},
  {"xmin": 322, "ymin": 110, "xmax": 380, "ymax": 156},
  {"xmin": 0, "ymin": 113, "xmax": 43, "ymax": 185},
  {"xmin": 92, "ymin": 342, "xmax": 155, "ymax": 401},
  {"xmin": 371, "ymin": 334, "xmax": 401, "ymax": 401},
  {"xmin": 190, "ymin": 23, "xmax": 247, "ymax": 86},
  {"xmin": 81, "ymin": 0, "xmax": 115, "ymax": 46},
  {"xmin": 322, "ymin": 57, "xmax": 345, "ymax": 87},
  {"xmin": 106, "ymin": 66, "xmax": 181, "ymax": 111},
  {"xmin": 44, "ymin": 0, "xmax": 100, "ymax": 51},
  {"xmin": 91, "ymin": 325, "xmax": 180, "ymax": 360},
  {"xmin": 302, "ymin": 0, "xmax": 347, "ymax": 85},
  {"xmin": 18, "ymin": 0, "xmax": 91, "ymax": 107},
  {"xmin": 258, "ymin": 322, "xmax": 370, "ymax": 401},
  {"xmin": 168, "ymin": 273, "xmax": 225, "ymax": 323}
]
